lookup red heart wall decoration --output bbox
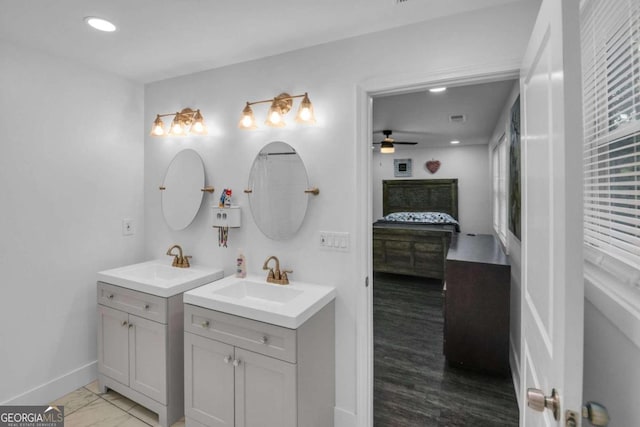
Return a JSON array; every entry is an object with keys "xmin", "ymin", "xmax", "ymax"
[{"xmin": 426, "ymin": 160, "xmax": 441, "ymax": 174}]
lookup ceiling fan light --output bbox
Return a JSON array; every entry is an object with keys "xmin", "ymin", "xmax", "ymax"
[{"xmin": 380, "ymin": 141, "xmax": 395, "ymax": 154}]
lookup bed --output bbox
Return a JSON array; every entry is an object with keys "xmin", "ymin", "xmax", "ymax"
[{"xmin": 373, "ymin": 179, "xmax": 459, "ymax": 280}]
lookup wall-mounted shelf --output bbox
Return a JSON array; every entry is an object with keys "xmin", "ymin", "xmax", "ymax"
[{"xmin": 211, "ymin": 206, "xmax": 241, "ymax": 228}]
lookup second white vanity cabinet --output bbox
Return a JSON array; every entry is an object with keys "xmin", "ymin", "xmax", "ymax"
[{"xmin": 183, "ymin": 302, "xmax": 335, "ymax": 427}]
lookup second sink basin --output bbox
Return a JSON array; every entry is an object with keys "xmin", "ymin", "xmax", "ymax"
[
  {"xmin": 184, "ymin": 274, "xmax": 336, "ymax": 328},
  {"xmin": 212, "ymin": 280, "xmax": 303, "ymax": 304}
]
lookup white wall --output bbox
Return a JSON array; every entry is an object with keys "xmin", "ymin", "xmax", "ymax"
[
  {"xmin": 144, "ymin": 2, "xmax": 538, "ymax": 422},
  {"xmin": 487, "ymin": 80, "xmax": 522, "ymax": 397},
  {"xmin": 371, "ymin": 145, "xmax": 491, "ymax": 233},
  {"xmin": 0, "ymin": 40, "xmax": 145, "ymax": 404},
  {"xmin": 583, "ymin": 295, "xmax": 640, "ymax": 427}
]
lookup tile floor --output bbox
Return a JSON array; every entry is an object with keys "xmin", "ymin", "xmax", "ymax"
[{"xmin": 50, "ymin": 381, "xmax": 184, "ymax": 427}]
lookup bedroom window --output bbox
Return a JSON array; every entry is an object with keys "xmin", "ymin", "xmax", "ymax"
[
  {"xmin": 582, "ymin": 0, "xmax": 640, "ymax": 272},
  {"xmin": 492, "ymin": 134, "xmax": 507, "ymax": 244}
]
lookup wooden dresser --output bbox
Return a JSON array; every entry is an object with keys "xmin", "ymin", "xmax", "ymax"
[{"xmin": 444, "ymin": 233, "xmax": 511, "ymax": 376}]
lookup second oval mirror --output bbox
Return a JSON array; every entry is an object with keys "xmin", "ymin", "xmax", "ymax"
[{"xmin": 247, "ymin": 141, "xmax": 310, "ymax": 240}]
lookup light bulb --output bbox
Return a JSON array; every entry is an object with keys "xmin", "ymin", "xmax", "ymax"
[
  {"xmin": 152, "ymin": 125, "xmax": 164, "ymax": 136},
  {"xmin": 171, "ymin": 123, "xmax": 184, "ymax": 135},
  {"xmin": 298, "ymin": 107, "xmax": 312, "ymax": 121},
  {"xmin": 192, "ymin": 121, "xmax": 204, "ymax": 133},
  {"xmin": 269, "ymin": 110, "xmax": 282, "ymax": 124},
  {"xmin": 150, "ymin": 115, "xmax": 165, "ymax": 136},
  {"xmin": 241, "ymin": 115, "xmax": 254, "ymax": 128}
]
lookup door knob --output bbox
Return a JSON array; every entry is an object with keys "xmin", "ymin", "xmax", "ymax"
[
  {"xmin": 583, "ymin": 402, "xmax": 609, "ymax": 426},
  {"xmin": 527, "ymin": 388, "xmax": 560, "ymax": 420}
]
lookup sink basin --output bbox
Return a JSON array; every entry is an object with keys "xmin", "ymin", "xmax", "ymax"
[
  {"xmin": 184, "ymin": 275, "xmax": 336, "ymax": 328},
  {"xmin": 212, "ymin": 280, "xmax": 304, "ymax": 304},
  {"xmin": 97, "ymin": 260, "xmax": 224, "ymax": 297}
]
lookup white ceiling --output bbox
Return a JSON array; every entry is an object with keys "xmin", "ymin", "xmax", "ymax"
[
  {"xmin": 372, "ymin": 79, "xmax": 517, "ymax": 148},
  {"xmin": 0, "ymin": 0, "xmax": 525, "ymax": 83}
]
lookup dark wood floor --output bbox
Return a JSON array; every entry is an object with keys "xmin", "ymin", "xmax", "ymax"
[{"xmin": 373, "ymin": 272, "xmax": 519, "ymax": 426}]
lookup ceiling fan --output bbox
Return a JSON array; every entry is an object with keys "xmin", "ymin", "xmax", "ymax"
[{"xmin": 372, "ymin": 130, "xmax": 417, "ymax": 153}]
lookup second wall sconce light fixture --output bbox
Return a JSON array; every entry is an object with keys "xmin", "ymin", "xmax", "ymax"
[
  {"xmin": 239, "ymin": 92, "xmax": 316, "ymax": 130},
  {"xmin": 150, "ymin": 108, "xmax": 208, "ymax": 137}
]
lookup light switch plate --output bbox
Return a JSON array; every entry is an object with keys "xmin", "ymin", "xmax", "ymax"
[{"xmin": 319, "ymin": 231, "xmax": 350, "ymax": 252}]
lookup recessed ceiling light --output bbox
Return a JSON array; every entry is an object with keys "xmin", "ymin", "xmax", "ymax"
[
  {"xmin": 429, "ymin": 87, "xmax": 447, "ymax": 93},
  {"xmin": 84, "ymin": 17, "xmax": 117, "ymax": 32},
  {"xmin": 450, "ymin": 140, "xmax": 460, "ymax": 144}
]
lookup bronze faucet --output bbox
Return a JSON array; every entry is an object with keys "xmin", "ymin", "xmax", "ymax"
[
  {"xmin": 166, "ymin": 244, "xmax": 192, "ymax": 268},
  {"xmin": 262, "ymin": 255, "xmax": 292, "ymax": 285}
]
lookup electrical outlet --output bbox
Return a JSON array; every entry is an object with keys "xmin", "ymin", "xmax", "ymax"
[
  {"xmin": 122, "ymin": 218, "xmax": 134, "ymax": 236},
  {"xmin": 319, "ymin": 231, "xmax": 350, "ymax": 252}
]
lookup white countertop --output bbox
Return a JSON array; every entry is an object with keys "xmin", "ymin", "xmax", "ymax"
[{"xmin": 183, "ymin": 274, "xmax": 336, "ymax": 329}]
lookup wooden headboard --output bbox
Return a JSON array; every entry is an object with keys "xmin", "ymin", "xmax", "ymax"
[{"xmin": 382, "ymin": 179, "xmax": 458, "ymax": 219}]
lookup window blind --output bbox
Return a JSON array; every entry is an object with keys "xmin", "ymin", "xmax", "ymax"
[{"xmin": 582, "ymin": 0, "xmax": 640, "ymax": 270}]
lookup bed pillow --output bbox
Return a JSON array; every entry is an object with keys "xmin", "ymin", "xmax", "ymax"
[{"xmin": 383, "ymin": 211, "xmax": 458, "ymax": 225}]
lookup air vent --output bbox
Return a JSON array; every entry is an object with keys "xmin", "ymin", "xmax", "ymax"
[{"xmin": 449, "ymin": 114, "xmax": 466, "ymax": 123}]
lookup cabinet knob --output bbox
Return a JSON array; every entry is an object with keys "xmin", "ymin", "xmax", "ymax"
[
  {"xmin": 223, "ymin": 356, "xmax": 231, "ymax": 364},
  {"xmin": 258, "ymin": 336, "xmax": 268, "ymax": 345},
  {"xmin": 121, "ymin": 320, "xmax": 128, "ymax": 327},
  {"xmin": 201, "ymin": 320, "xmax": 210, "ymax": 328},
  {"xmin": 108, "ymin": 294, "xmax": 114, "ymax": 299},
  {"xmin": 128, "ymin": 323, "xmax": 134, "ymax": 329},
  {"xmin": 144, "ymin": 304, "xmax": 150, "ymax": 310},
  {"xmin": 233, "ymin": 359, "xmax": 241, "ymax": 367}
]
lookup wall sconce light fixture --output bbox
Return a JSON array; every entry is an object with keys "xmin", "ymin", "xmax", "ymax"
[
  {"xmin": 238, "ymin": 92, "xmax": 316, "ymax": 130},
  {"xmin": 150, "ymin": 108, "xmax": 208, "ymax": 137}
]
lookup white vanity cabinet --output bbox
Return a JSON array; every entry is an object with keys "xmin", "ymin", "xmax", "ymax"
[
  {"xmin": 183, "ymin": 302, "xmax": 335, "ymax": 427},
  {"xmin": 97, "ymin": 282, "xmax": 184, "ymax": 427}
]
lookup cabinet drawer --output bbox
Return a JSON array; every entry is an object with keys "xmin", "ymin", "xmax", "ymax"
[
  {"xmin": 98, "ymin": 282, "xmax": 167, "ymax": 324},
  {"xmin": 184, "ymin": 304, "xmax": 297, "ymax": 363}
]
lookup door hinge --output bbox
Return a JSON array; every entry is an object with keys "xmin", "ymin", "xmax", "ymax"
[{"xmin": 365, "ymin": 276, "xmax": 369, "ymax": 288}]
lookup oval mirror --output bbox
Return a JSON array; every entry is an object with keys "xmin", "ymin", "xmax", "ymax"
[
  {"xmin": 248, "ymin": 141, "xmax": 309, "ymax": 240},
  {"xmin": 161, "ymin": 149, "xmax": 205, "ymax": 230}
]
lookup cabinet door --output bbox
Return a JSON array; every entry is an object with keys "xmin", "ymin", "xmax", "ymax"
[
  {"xmin": 97, "ymin": 305, "xmax": 129, "ymax": 385},
  {"xmin": 129, "ymin": 314, "xmax": 167, "ymax": 404},
  {"xmin": 234, "ymin": 348, "xmax": 296, "ymax": 427},
  {"xmin": 184, "ymin": 332, "xmax": 235, "ymax": 427}
]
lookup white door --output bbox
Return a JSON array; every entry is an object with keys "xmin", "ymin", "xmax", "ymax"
[{"xmin": 520, "ymin": 0, "xmax": 584, "ymax": 425}]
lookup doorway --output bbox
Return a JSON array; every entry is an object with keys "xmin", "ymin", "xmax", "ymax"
[{"xmin": 356, "ymin": 71, "xmax": 522, "ymax": 426}]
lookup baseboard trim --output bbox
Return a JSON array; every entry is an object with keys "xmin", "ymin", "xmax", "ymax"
[
  {"xmin": 2, "ymin": 361, "xmax": 97, "ymax": 405},
  {"xmin": 335, "ymin": 406, "xmax": 357, "ymax": 427}
]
